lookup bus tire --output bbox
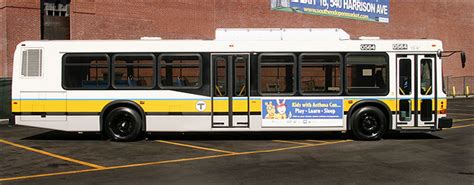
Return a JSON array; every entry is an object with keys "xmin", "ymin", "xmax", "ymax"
[
  {"xmin": 350, "ymin": 106, "xmax": 387, "ymax": 140},
  {"xmin": 105, "ymin": 107, "xmax": 142, "ymax": 142}
]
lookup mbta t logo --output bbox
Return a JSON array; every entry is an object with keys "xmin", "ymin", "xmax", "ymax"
[{"xmin": 195, "ymin": 101, "xmax": 207, "ymax": 112}]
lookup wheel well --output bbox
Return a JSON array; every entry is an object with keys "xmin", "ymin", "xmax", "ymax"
[
  {"xmin": 347, "ymin": 100, "xmax": 392, "ymax": 130},
  {"xmin": 100, "ymin": 101, "xmax": 146, "ymax": 132}
]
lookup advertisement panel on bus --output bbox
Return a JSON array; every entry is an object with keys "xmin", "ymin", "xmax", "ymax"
[{"xmin": 261, "ymin": 98, "xmax": 344, "ymax": 127}]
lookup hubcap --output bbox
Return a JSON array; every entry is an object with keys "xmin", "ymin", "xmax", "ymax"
[
  {"xmin": 110, "ymin": 113, "xmax": 135, "ymax": 137},
  {"xmin": 360, "ymin": 113, "xmax": 380, "ymax": 136}
]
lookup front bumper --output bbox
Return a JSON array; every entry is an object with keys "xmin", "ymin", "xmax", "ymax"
[{"xmin": 439, "ymin": 117, "xmax": 453, "ymax": 128}]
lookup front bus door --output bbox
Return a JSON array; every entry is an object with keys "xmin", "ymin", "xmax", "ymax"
[
  {"xmin": 396, "ymin": 54, "xmax": 436, "ymax": 129},
  {"xmin": 211, "ymin": 54, "xmax": 250, "ymax": 128}
]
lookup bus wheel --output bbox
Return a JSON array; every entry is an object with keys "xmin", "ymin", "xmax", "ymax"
[
  {"xmin": 105, "ymin": 107, "xmax": 142, "ymax": 142},
  {"xmin": 350, "ymin": 106, "xmax": 387, "ymax": 140}
]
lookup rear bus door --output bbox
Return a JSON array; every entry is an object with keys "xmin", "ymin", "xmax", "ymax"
[{"xmin": 211, "ymin": 54, "xmax": 250, "ymax": 128}]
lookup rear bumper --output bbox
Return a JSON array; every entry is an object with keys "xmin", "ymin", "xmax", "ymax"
[{"xmin": 439, "ymin": 117, "xmax": 453, "ymax": 128}]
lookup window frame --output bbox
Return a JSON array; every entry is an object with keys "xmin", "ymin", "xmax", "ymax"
[
  {"xmin": 62, "ymin": 53, "xmax": 110, "ymax": 90},
  {"xmin": 157, "ymin": 53, "xmax": 203, "ymax": 90},
  {"xmin": 344, "ymin": 53, "xmax": 390, "ymax": 96},
  {"xmin": 111, "ymin": 53, "xmax": 156, "ymax": 90},
  {"xmin": 298, "ymin": 53, "xmax": 343, "ymax": 96},
  {"xmin": 258, "ymin": 53, "xmax": 297, "ymax": 96}
]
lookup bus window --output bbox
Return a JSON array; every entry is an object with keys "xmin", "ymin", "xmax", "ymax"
[
  {"xmin": 346, "ymin": 54, "xmax": 388, "ymax": 95},
  {"xmin": 300, "ymin": 54, "xmax": 341, "ymax": 94},
  {"xmin": 112, "ymin": 54, "xmax": 155, "ymax": 89},
  {"xmin": 214, "ymin": 57, "xmax": 227, "ymax": 96},
  {"xmin": 234, "ymin": 56, "xmax": 247, "ymax": 96},
  {"xmin": 399, "ymin": 99, "xmax": 412, "ymax": 121},
  {"xmin": 63, "ymin": 54, "xmax": 109, "ymax": 89},
  {"xmin": 158, "ymin": 54, "xmax": 202, "ymax": 89},
  {"xmin": 420, "ymin": 59, "xmax": 432, "ymax": 95},
  {"xmin": 258, "ymin": 54, "xmax": 296, "ymax": 95},
  {"xmin": 21, "ymin": 49, "xmax": 42, "ymax": 77},
  {"xmin": 399, "ymin": 59, "xmax": 411, "ymax": 95}
]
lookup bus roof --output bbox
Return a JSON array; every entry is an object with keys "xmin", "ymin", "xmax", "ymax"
[{"xmin": 17, "ymin": 28, "xmax": 443, "ymax": 53}]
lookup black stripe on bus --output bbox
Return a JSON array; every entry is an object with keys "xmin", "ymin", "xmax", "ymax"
[
  {"xmin": 12, "ymin": 112, "xmax": 100, "ymax": 116},
  {"xmin": 146, "ymin": 112, "xmax": 212, "ymax": 116},
  {"xmin": 395, "ymin": 111, "xmax": 437, "ymax": 114},
  {"xmin": 344, "ymin": 111, "xmax": 397, "ymax": 115},
  {"xmin": 212, "ymin": 112, "xmax": 264, "ymax": 116},
  {"xmin": 14, "ymin": 112, "xmax": 216, "ymax": 116},
  {"xmin": 15, "ymin": 111, "xmax": 416, "ymax": 117},
  {"xmin": 212, "ymin": 112, "xmax": 250, "ymax": 116}
]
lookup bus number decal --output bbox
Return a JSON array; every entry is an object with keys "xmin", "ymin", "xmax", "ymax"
[
  {"xmin": 360, "ymin": 44, "xmax": 376, "ymax": 51},
  {"xmin": 393, "ymin": 43, "xmax": 408, "ymax": 50}
]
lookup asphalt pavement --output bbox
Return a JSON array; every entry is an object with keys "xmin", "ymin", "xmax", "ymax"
[{"xmin": 0, "ymin": 98, "xmax": 473, "ymax": 184}]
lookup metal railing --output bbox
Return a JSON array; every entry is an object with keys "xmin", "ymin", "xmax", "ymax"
[{"xmin": 444, "ymin": 76, "xmax": 474, "ymax": 97}]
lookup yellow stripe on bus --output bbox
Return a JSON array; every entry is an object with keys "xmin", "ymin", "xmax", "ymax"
[
  {"xmin": 12, "ymin": 98, "xmax": 447, "ymax": 113},
  {"xmin": 343, "ymin": 99, "xmax": 397, "ymax": 112}
]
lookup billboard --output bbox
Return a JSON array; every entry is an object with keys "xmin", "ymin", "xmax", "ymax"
[
  {"xmin": 261, "ymin": 98, "xmax": 344, "ymax": 127},
  {"xmin": 271, "ymin": 0, "xmax": 390, "ymax": 23}
]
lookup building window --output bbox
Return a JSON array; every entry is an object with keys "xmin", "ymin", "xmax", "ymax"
[
  {"xmin": 63, "ymin": 54, "xmax": 109, "ymax": 89},
  {"xmin": 42, "ymin": 0, "xmax": 71, "ymax": 40},
  {"xmin": 44, "ymin": 1, "xmax": 70, "ymax": 17},
  {"xmin": 346, "ymin": 54, "xmax": 388, "ymax": 95},
  {"xmin": 112, "ymin": 54, "xmax": 155, "ymax": 89},
  {"xmin": 158, "ymin": 54, "xmax": 202, "ymax": 89},
  {"xmin": 258, "ymin": 53, "xmax": 296, "ymax": 95},
  {"xmin": 299, "ymin": 53, "xmax": 341, "ymax": 94}
]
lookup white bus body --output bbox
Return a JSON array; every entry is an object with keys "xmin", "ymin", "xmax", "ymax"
[{"xmin": 10, "ymin": 28, "xmax": 452, "ymax": 141}]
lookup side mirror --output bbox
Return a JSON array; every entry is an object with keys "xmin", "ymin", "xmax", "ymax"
[
  {"xmin": 437, "ymin": 50, "xmax": 466, "ymax": 68},
  {"xmin": 461, "ymin": 52, "xmax": 466, "ymax": 68},
  {"xmin": 437, "ymin": 50, "xmax": 442, "ymax": 58}
]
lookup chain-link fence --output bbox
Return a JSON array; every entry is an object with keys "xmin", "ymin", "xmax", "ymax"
[
  {"xmin": 0, "ymin": 78, "xmax": 12, "ymax": 119},
  {"xmin": 444, "ymin": 76, "xmax": 474, "ymax": 97}
]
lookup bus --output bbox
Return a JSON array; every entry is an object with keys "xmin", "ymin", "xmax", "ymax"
[{"xmin": 10, "ymin": 28, "xmax": 466, "ymax": 141}]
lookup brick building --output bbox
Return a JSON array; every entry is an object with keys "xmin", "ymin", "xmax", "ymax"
[{"xmin": 0, "ymin": 0, "xmax": 473, "ymax": 78}]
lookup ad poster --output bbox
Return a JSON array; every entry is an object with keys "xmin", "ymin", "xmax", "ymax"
[
  {"xmin": 261, "ymin": 98, "xmax": 344, "ymax": 127},
  {"xmin": 271, "ymin": 0, "xmax": 390, "ymax": 23}
]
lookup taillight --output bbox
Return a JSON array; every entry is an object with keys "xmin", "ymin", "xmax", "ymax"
[
  {"xmin": 439, "ymin": 109, "xmax": 447, "ymax": 114},
  {"xmin": 439, "ymin": 101, "xmax": 447, "ymax": 114}
]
